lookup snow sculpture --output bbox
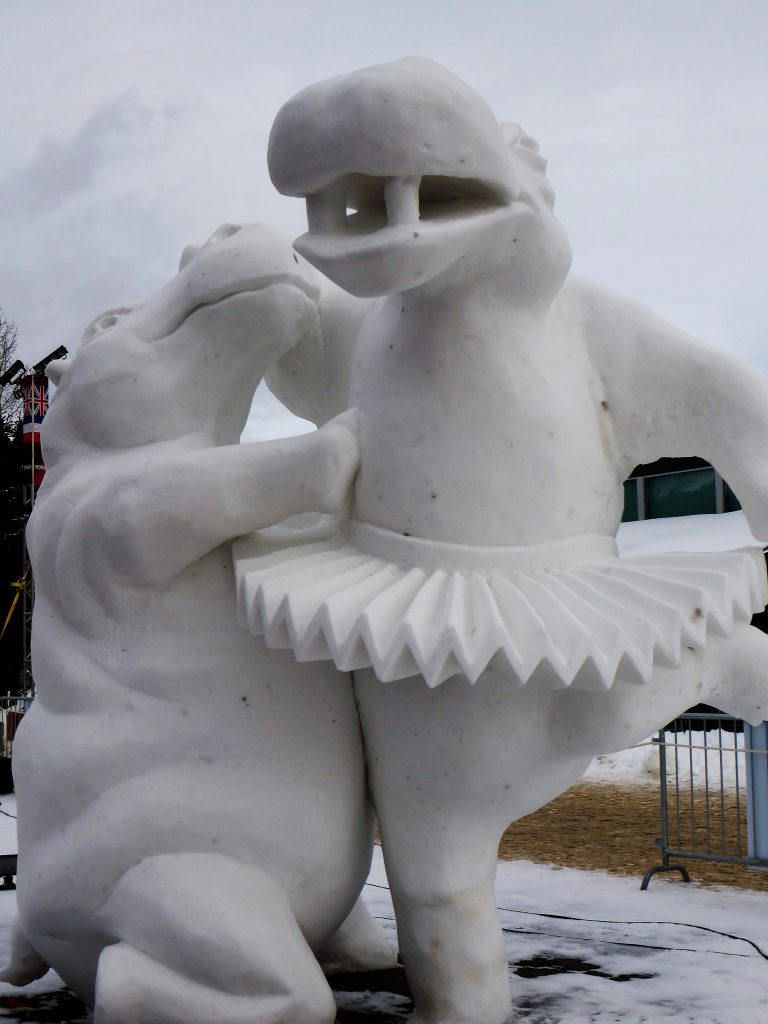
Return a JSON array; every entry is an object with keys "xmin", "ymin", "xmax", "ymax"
[
  {"xmin": 7, "ymin": 55, "xmax": 768, "ymax": 1024},
  {"xmin": 236, "ymin": 58, "xmax": 768, "ymax": 1024},
  {"xmin": 3, "ymin": 224, "xmax": 395, "ymax": 1022}
]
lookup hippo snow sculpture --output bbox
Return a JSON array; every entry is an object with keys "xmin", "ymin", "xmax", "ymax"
[
  {"xmin": 3, "ymin": 223, "xmax": 396, "ymax": 1024},
  {"xmin": 231, "ymin": 59, "xmax": 768, "ymax": 1024}
]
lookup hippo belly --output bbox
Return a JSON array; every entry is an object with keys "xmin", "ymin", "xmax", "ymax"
[{"xmin": 14, "ymin": 548, "xmax": 371, "ymax": 992}]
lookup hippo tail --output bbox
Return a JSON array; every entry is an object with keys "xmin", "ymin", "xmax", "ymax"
[{"xmin": 0, "ymin": 916, "xmax": 49, "ymax": 986}]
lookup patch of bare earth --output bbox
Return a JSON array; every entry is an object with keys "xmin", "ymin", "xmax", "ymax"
[{"xmin": 498, "ymin": 780, "xmax": 768, "ymax": 892}]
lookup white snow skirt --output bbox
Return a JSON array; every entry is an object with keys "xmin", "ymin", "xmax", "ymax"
[{"xmin": 233, "ymin": 519, "xmax": 767, "ymax": 690}]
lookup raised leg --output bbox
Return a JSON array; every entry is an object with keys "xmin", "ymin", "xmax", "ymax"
[
  {"xmin": 706, "ymin": 623, "xmax": 768, "ymax": 726},
  {"xmin": 94, "ymin": 853, "xmax": 336, "ymax": 1024},
  {"xmin": 552, "ymin": 622, "xmax": 768, "ymax": 760}
]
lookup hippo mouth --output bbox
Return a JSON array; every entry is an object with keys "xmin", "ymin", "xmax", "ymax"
[
  {"xmin": 293, "ymin": 173, "xmax": 512, "ymax": 295},
  {"xmin": 182, "ymin": 276, "xmax": 316, "ymax": 323},
  {"xmin": 306, "ymin": 173, "xmax": 509, "ymax": 236},
  {"xmin": 150, "ymin": 274, "xmax": 319, "ymax": 342}
]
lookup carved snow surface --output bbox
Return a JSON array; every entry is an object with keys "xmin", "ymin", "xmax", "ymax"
[{"xmin": 234, "ymin": 528, "xmax": 766, "ymax": 690}]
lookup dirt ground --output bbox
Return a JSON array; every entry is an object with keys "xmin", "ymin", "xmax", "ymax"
[{"xmin": 498, "ymin": 780, "xmax": 768, "ymax": 892}]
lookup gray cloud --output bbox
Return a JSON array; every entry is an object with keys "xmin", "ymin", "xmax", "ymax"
[
  {"xmin": 5, "ymin": 94, "xmax": 170, "ymax": 215},
  {"xmin": 1, "ymin": 92, "xmax": 198, "ymax": 368}
]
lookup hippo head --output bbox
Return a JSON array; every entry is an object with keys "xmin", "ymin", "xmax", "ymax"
[
  {"xmin": 43, "ymin": 224, "xmax": 320, "ymax": 462},
  {"xmin": 268, "ymin": 58, "xmax": 572, "ymax": 304}
]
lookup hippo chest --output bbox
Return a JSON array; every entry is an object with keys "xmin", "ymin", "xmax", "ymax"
[{"xmin": 349, "ymin": 319, "xmax": 621, "ymax": 546}]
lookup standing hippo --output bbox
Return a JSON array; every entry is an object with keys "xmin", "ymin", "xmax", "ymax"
[
  {"xmin": 2, "ymin": 223, "xmax": 395, "ymax": 1024},
  {"xmin": 233, "ymin": 59, "xmax": 768, "ymax": 1024}
]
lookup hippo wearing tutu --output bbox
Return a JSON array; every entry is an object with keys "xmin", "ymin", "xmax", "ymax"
[{"xmin": 233, "ymin": 58, "xmax": 768, "ymax": 1024}]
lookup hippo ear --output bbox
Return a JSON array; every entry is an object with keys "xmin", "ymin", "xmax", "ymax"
[
  {"xmin": 179, "ymin": 244, "xmax": 200, "ymax": 271},
  {"xmin": 519, "ymin": 133, "xmax": 541, "ymax": 153},
  {"xmin": 206, "ymin": 223, "xmax": 242, "ymax": 243},
  {"xmin": 500, "ymin": 121, "xmax": 541, "ymax": 154},
  {"xmin": 499, "ymin": 122, "xmax": 524, "ymax": 148},
  {"xmin": 178, "ymin": 225, "xmax": 241, "ymax": 271}
]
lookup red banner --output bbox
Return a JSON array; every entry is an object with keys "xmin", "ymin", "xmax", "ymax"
[
  {"xmin": 21, "ymin": 373, "xmax": 49, "ymax": 487},
  {"xmin": 22, "ymin": 373, "xmax": 48, "ymax": 445}
]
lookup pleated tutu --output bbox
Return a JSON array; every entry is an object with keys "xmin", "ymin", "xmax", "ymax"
[{"xmin": 233, "ymin": 519, "xmax": 767, "ymax": 690}]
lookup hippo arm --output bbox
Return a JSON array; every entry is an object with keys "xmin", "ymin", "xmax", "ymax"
[
  {"xmin": 265, "ymin": 278, "xmax": 372, "ymax": 426},
  {"xmin": 61, "ymin": 430, "xmax": 357, "ymax": 590},
  {"xmin": 579, "ymin": 277, "xmax": 768, "ymax": 541}
]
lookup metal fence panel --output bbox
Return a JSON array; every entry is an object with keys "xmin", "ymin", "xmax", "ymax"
[
  {"xmin": 744, "ymin": 721, "xmax": 768, "ymax": 865},
  {"xmin": 642, "ymin": 711, "xmax": 768, "ymax": 888}
]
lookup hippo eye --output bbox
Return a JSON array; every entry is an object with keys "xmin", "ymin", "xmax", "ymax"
[{"xmin": 81, "ymin": 305, "xmax": 137, "ymax": 344}]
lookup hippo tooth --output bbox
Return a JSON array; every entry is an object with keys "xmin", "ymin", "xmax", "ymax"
[
  {"xmin": 384, "ymin": 176, "xmax": 421, "ymax": 228},
  {"xmin": 306, "ymin": 182, "xmax": 348, "ymax": 234}
]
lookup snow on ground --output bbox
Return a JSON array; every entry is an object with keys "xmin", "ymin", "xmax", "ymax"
[
  {"xmin": 0, "ymin": 726, "xmax": 760, "ymax": 1024},
  {"xmin": 0, "ymin": 715, "xmax": 760, "ymax": 1022},
  {"xmin": 0, "ymin": 814, "xmax": 764, "ymax": 1023},
  {"xmin": 362, "ymin": 847, "xmax": 768, "ymax": 1024}
]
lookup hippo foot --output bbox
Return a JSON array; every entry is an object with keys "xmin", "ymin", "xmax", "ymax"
[
  {"xmin": 94, "ymin": 853, "xmax": 336, "ymax": 1024},
  {"xmin": 317, "ymin": 895, "xmax": 397, "ymax": 975},
  {"xmin": 0, "ymin": 917, "xmax": 50, "ymax": 986}
]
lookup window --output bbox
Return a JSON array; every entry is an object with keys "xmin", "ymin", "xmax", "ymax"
[
  {"xmin": 621, "ymin": 480, "xmax": 639, "ymax": 522},
  {"xmin": 645, "ymin": 467, "xmax": 716, "ymax": 519},
  {"xmin": 620, "ymin": 461, "xmax": 741, "ymax": 522}
]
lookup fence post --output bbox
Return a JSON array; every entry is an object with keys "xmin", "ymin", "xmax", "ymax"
[{"xmin": 744, "ymin": 721, "xmax": 768, "ymax": 866}]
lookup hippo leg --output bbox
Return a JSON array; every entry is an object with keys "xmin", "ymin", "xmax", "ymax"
[
  {"xmin": 94, "ymin": 853, "xmax": 336, "ymax": 1024},
  {"xmin": 353, "ymin": 669, "xmax": 589, "ymax": 1024},
  {"xmin": 552, "ymin": 622, "xmax": 768, "ymax": 761},
  {"xmin": 381, "ymin": 824, "xmax": 510, "ymax": 1024},
  {"xmin": 316, "ymin": 895, "xmax": 397, "ymax": 974},
  {"xmin": 706, "ymin": 623, "xmax": 768, "ymax": 726}
]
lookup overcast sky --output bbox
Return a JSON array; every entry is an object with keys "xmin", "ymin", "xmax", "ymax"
[{"xmin": 2, "ymin": 0, "xmax": 767, "ymax": 439}]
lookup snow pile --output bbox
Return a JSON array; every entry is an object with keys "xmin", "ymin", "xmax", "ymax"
[
  {"xmin": 586, "ymin": 732, "xmax": 747, "ymax": 791},
  {"xmin": 616, "ymin": 509, "xmax": 765, "ymax": 557},
  {"xmin": 584, "ymin": 741, "xmax": 660, "ymax": 785}
]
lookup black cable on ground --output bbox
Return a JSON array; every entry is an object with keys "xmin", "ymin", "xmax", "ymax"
[{"xmin": 364, "ymin": 880, "xmax": 768, "ymax": 961}]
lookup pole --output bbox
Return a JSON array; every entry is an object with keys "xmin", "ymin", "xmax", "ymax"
[{"xmin": 19, "ymin": 374, "xmax": 45, "ymax": 700}]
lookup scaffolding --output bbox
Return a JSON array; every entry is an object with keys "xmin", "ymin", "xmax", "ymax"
[{"xmin": 1, "ymin": 346, "xmax": 66, "ymax": 701}]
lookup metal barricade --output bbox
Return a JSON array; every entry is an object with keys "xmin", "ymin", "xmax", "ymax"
[{"xmin": 642, "ymin": 711, "xmax": 768, "ymax": 888}]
